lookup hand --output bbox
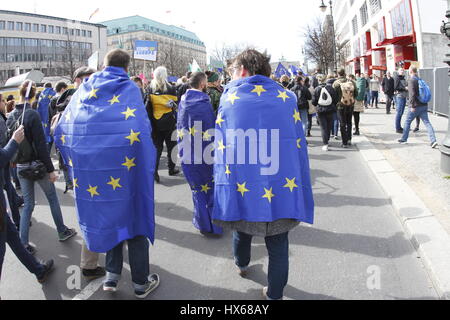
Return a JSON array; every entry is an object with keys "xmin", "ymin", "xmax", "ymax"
[
  {"xmin": 49, "ymin": 172, "xmax": 58, "ymax": 183},
  {"xmin": 12, "ymin": 125, "xmax": 25, "ymax": 144}
]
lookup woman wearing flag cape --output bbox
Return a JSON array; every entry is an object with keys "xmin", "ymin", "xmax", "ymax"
[
  {"xmin": 177, "ymin": 72, "xmax": 222, "ymax": 236},
  {"xmin": 212, "ymin": 49, "xmax": 315, "ymax": 300}
]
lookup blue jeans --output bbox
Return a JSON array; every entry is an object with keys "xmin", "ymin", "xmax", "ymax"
[
  {"xmin": 332, "ymin": 112, "xmax": 339, "ymax": 136},
  {"xmin": 365, "ymin": 90, "xmax": 371, "ymax": 107},
  {"xmin": 371, "ymin": 91, "xmax": 379, "ymax": 107},
  {"xmin": 17, "ymin": 170, "xmax": 68, "ymax": 246},
  {"xmin": 106, "ymin": 236, "xmax": 150, "ymax": 291},
  {"xmin": 233, "ymin": 231, "xmax": 289, "ymax": 300},
  {"xmin": 299, "ymin": 108, "xmax": 309, "ymax": 135},
  {"xmin": 0, "ymin": 206, "xmax": 45, "ymax": 280},
  {"xmin": 395, "ymin": 96, "xmax": 407, "ymax": 131},
  {"xmin": 401, "ymin": 106, "xmax": 437, "ymax": 144}
]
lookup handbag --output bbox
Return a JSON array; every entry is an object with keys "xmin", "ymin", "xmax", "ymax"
[{"xmin": 18, "ymin": 161, "xmax": 47, "ymax": 181}]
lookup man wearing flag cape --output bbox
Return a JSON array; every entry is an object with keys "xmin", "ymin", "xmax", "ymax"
[
  {"xmin": 55, "ymin": 49, "xmax": 160, "ymax": 299},
  {"xmin": 177, "ymin": 72, "xmax": 222, "ymax": 236},
  {"xmin": 212, "ymin": 49, "xmax": 315, "ymax": 300},
  {"xmin": 37, "ymin": 83, "xmax": 56, "ymax": 149}
]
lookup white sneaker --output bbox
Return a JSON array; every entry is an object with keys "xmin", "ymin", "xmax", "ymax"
[{"xmin": 322, "ymin": 145, "xmax": 329, "ymax": 152}]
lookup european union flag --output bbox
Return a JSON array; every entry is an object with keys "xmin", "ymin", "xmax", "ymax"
[
  {"xmin": 289, "ymin": 65, "xmax": 300, "ymax": 77},
  {"xmin": 37, "ymin": 87, "xmax": 56, "ymax": 143},
  {"xmin": 177, "ymin": 90, "xmax": 222, "ymax": 235},
  {"xmin": 212, "ymin": 75, "xmax": 314, "ymax": 224},
  {"xmin": 54, "ymin": 66, "xmax": 157, "ymax": 253},
  {"xmin": 274, "ymin": 63, "xmax": 290, "ymax": 79}
]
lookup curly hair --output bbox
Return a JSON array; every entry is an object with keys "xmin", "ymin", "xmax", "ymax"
[{"xmin": 231, "ymin": 49, "xmax": 272, "ymax": 77}]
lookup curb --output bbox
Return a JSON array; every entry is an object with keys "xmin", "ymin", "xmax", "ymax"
[{"xmin": 354, "ymin": 134, "xmax": 450, "ymax": 300}]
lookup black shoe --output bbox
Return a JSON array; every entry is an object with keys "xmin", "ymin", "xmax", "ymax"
[
  {"xmin": 354, "ymin": 130, "xmax": 360, "ymax": 136},
  {"xmin": 37, "ymin": 260, "xmax": 54, "ymax": 283},
  {"xmin": 17, "ymin": 196, "xmax": 24, "ymax": 207},
  {"xmin": 413, "ymin": 127, "xmax": 420, "ymax": 133},
  {"xmin": 169, "ymin": 169, "xmax": 180, "ymax": 176},
  {"xmin": 307, "ymin": 131, "xmax": 312, "ymax": 137},
  {"xmin": 64, "ymin": 184, "xmax": 74, "ymax": 194},
  {"xmin": 82, "ymin": 267, "xmax": 106, "ymax": 281},
  {"xmin": 396, "ymin": 129, "xmax": 404, "ymax": 134},
  {"xmin": 26, "ymin": 245, "xmax": 37, "ymax": 256},
  {"xmin": 154, "ymin": 173, "xmax": 160, "ymax": 183}
]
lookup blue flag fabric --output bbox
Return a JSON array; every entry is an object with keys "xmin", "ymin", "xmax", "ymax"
[
  {"xmin": 289, "ymin": 65, "xmax": 299, "ymax": 77},
  {"xmin": 37, "ymin": 87, "xmax": 56, "ymax": 143},
  {"xmin": 177, "ymin": 90, "xmax": 223, "ymax": 234},
  {"xmin": 274, "ymin": 63, "xmax": 291, "ymax": 79},
  {"xmin": 54, "ymin": 66, "xmax": 157, "ymax": 253},
  {"xmin": 212, "ymin": 75, "xmax": 315, "ymax": 224}
]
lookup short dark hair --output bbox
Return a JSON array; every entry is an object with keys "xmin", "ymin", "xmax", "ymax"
[
  {"xmin": 337, "ymin": 68, "xmax": 346, "ymax": 77},
  {"xmin": 232, "ymin": 49, "xmax": 271, "ymax": 77},
  {"xmin": 104, "ymin": 49, "xmax": 130, "ymax": 70},
  {"xmin": 189, "ymin": 72, "xmax": 207, "ymax": 90},
  {"xmin": 44, "ymin": 82, "xmax": 52, "ymax": 88},
  {"xmin": 55, "ymin": 81, "xmax": 68, "ymax": 93},
  {"xmin": 131, "ymin": 76, "xmax": 143, "ymax": 85},
  {"xmin": 73, "ymin": 67, "xmax": 96, "ymax": 81},
  {"xmin": 19, "ymin": 80, "xmax": 36, "ymax": 100},
  {"xmin": 6, "ymin": 95, "xmax": 14, "ymax": 102}
]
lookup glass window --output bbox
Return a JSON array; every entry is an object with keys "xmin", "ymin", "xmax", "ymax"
[
  {"xmin": 41, "ymin": 24, "xmax": 47, "ymax": 33},
  {"xmin": 88, "ymin": 31, "xmax": 92, "ymax": 38},
  {"xmin": 49, "ymin": 25, "xmax": 54, "ymax": 33},
  {"xmin": 7, "ymin": 21, "xmax": 14, "ymax": 30},
  {"xmin": 63, "ymin": 27, "xmax": 68, "ymax": 34},
  {"xmin": 0, "ymin": 21, "xmax": 5, "ymax": 30},
  {"xmin": 76, "ymin": 29, "xmax": 81, "ymax": 36},
  {"xmin": 56, "ymin": 26, "xmax": 61, "ymax": 34},
  {"xmin": 360, "ymin": 3, "xmax": 368, "ymax": 27},
  {"xmin": 71, "ymin": 29, "xmax": 74, "ymax": 36},
  {"xmin": 16, "ymin": 22, "xmax": 23, "ymax": 31},
  {"xmin": 82, "ymin": 30, "xmax": 86, "ymax": 37},
  {"xmin": 33, "ymin": 23, "xmax": 39, "ymax": 32},
  {"xmin": 25, "ymin": 23, "xmax": 31, "ymax": 32}
]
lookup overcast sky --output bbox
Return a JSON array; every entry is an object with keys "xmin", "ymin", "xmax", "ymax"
[{"xmin": 1, "ymin": 0, "xmax": 325, "ymax": 62}]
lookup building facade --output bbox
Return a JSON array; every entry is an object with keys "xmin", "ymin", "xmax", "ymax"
[
  {"xmin": 0, "ymin": 10, "xmax": 107, "ymax": 86},
  {"xmin": 101, "ymin": 16, "xmax": 207, "ymax": 77},
  {"xmin": 331, "ymin": 0, "xmax": 448, "ymax": 76}
]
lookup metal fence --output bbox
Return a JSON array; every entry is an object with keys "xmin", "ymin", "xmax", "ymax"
[{"xmin": 419, "ymin": 67, "xmax": 449, "ymax": 117}]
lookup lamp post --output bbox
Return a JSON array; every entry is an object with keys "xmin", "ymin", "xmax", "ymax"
[
  {"xmin": 320, "ymin": 0, "xmax": 337, "ymax": 73},
  {"xmin": 440, "ymin": 1, "xmax": 450, "ymax": 174}
]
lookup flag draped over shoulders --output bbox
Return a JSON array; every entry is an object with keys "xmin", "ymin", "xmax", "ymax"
[
  {"xmin": 177, "ymin": 90, "xmax": 222, "ymax": 234},
  {"xmin": 38, "ymin": 87, "xmax": 56, "ymax": 143},
  {"xmin": 54, "ymin": 66, "xmax": 156, "ymax": 253},
  {"xmin": 212, "ymin": 75, "xmax": 314, "ymax": 225}
]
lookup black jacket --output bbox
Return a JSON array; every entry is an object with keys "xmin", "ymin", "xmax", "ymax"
[
  {"xmin": 145, "ymin": 83, "xmax": 178, "ymax": 134},
  {"xmin": 409, "ymin": 77, "xmax": 428, "ymax": 108},
  {"xmin": 382, "ymin": 77, "xmax": 395, "ymax": 96},
  {"xmin": 6, "ymin": 105, "xmax": 55, "ymax": 173},
  {"xmin": 291, "ymin": 84, "xmax": 312, "ymax": 110},
  {"xmin": 312, "ymin": 84, "xmax": 339, "ymax": 114},
  {"xmin": 0, "ymin": 139, "xmax": 19, "ymax": 232},
  {"xmin": 394, "ymin": 75, "xmax": 408, "ymax": 94}
]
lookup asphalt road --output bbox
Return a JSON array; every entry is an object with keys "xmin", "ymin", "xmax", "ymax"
[{"xmin": 0, "ymin": 125, "xmax": 439, "ymax": 300}]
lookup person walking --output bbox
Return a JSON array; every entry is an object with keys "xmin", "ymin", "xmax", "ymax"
[
  {"xmin": 353, "ymin": 74, "xmax": 366, "ymax": 136},
  {"xmin": 48, "ymin": 81, "xmax": 68, "ymax": 153},
  {"xmin": 291, "ymin": 76, "xmax": 312, "ymax": 136},
  {"xmin": 382, "ymin": 72, "xmax": 395, "ymax": 114},
  {"xmin": 398, "ymin": 67, "xmax": 438, "ymax": 148},
  {"xmin": 364, "ymin": 73, "xmax": 371, "ymax": 109},
  {"xmin": 214, "ymin": 49, "xmax": 314, "ymax": 300},
  {"xmin": 305, "ymin": 77, "xmax": 317, "ymax": 137},
  {"xmin": 333, "ymin": 69, "xmax": 358, "ymax": 148},
  {"xmin": 6, "ymin": 81, "xmax": 77, "ymax": 255},
  {"xmin": 312, "ymin": 75, "xmax": 339, "ymax": 151},
  {"xmin": 327, "ymin": 75, "xmax": 340, "ymax": 140},
  {"xmin": 205, "ymin": 71, "xmax": 223, "ymax": 114},
  {"xmin": 369, "ymin": 74, "xmax": 380, "ymax": 109},
  {"xmin": 394, "ymin": 68, "xmax": 408, "ymax": 133},
  {"xmin": 55, "ymin": 49, "xmax": 160, "ymax": 299},
  {"xmin": 146, "ymin": 66, "xmax": 180, "ymax": 183}
]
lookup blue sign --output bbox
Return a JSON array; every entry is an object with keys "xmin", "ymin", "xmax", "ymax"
[{"xmin": 134, "ymin": 40, "xmax": 158, "ymax": 61}]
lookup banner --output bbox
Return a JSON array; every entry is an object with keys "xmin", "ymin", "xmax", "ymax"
[
  {"xmin": 134, "ymin": 40, "xmax": 158, "ymax": 61},
  {"xmin": 88, "ymin": 51, "xmax": 99, "ymax": 70}
]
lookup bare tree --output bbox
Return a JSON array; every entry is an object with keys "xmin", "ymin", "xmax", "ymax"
[
  {"xmin": 211, "ymin": 42, "xmax": 257, "ymax": 68},
  {"xmin": 303, "ymin": 18, "xmax": 335, "ymax": 73},
  {"xmin": 158, "ymin": 41, "xmax": 191, "ymax": 77}
]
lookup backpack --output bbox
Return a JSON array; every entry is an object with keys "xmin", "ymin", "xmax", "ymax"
[
  {"xmin": 318, "ymin": 86, "xmax": 333, "ymax": 106},
  {"xmin": 417, "ymin": 78, "xmax": 432, "ymax": 104},
  {"xmin": 7, "ymin": 107, "xmax": 37, "ymax": 164},
  {"xmin": 340, "ymin": 80, "xmax": 355, "ymax": 106}
]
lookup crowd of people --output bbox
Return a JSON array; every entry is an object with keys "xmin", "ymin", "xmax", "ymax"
[{"xmin": 0, "ymin": 46, "xmax": 440, "ymax": 301}]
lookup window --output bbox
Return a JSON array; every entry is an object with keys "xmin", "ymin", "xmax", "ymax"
[
  {"xmin": 70, "ymin": 29, "xmax": 74, "ymax": 36},
  {"xmin": 63, "ymin": 27, "xmax": 68, "ymax": 35},
  {"xmin": 7, "ymin": 21, "xmax": 14, "ymax": 30},
  {"xmin": 360, "ymin": 2, "xmax": 368, "ymax": 27},
  {"xmin": 82, "ymin": 30, "xmax": 86, "ymax": 37},
  {"xmin": 0, "ymin": 21, "xmax": 5, "ymax": 30},
  {"xmin": 87, "ymin": 31, "xmax": 92, "ymax": 38},
  {"xmin": 16, "ymin": 22, "xmax": 23, "ymax": 31},
  {"xmin": 370, "ymin": 0, "xmax": 382, "ymax": 15},
  {"xmin": 25, "ymin": 23, "xmax": 31, "ymax": 32},
  {"xmin": 40, "ymin": 24, "xmax": 47, "ymax": 33},
  {"xmin": 56, "ymin": 26, "xmax": 61, "ymax": 34},
  {"xmin": 76, "ymin": 29, "xmax": 81, "ymax": 36},
  {"xmin": 33, "ymin": 23, "xmax": 39, "ymax": 32},
  {"xmin": 49, "ymin": 25, "xmax": 54, "ymax": 33},
  {"xmin": 352, "ymin": 16, "xmax": 358, "ymax": 35}
]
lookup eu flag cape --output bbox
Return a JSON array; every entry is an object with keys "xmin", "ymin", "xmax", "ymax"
[
  {"xmin": 37, "ymin": 87, "xmax": 56, "ymax": 143},
  {"xmin": 54, "ymin": 66, "xmax": 157, "ymax": 253},
  {"xmin": 177, "ymin": 90, "xmax": 222, "ymax": 234},
  {"xmin": 274, "ymin": 63, "xmax": 290, "ymax": 79},
  {"xmin": 212, "ymin": 75, "xmax": 314, "ymax": 224}
]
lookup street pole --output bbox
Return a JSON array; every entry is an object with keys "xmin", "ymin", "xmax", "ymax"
[
  {"xmin": 440, "ymin": 1, "xmax": 450, "ymax": 174},
  {"xmin": 329, "ymin": 0, "xmax": 337, "ymax": 73}
]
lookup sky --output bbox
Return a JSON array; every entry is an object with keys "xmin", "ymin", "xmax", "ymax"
[{"xmin": 1, "ymin": 0, "xmax": 325, "ymax": 63}]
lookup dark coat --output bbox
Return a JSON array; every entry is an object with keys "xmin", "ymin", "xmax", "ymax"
[
  {"xmin": 312, "ymin": 83, "xmax": 339, "ymax": 114},
  {"xmin": 291, "ymin": 84, "xmax": 312, "ymax": 110},
  {"xmin": 382, "ymin": 76, "xmax": 395, "ymax": 96},
  {"xmin": 409, "ymin": 77, "xmax": 428, "ymax": 108}
]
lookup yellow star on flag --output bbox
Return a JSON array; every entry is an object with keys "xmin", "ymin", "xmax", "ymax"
[
  {"xmin": 226, "ymin": 91, "xmax": 241, "ymax": 105},
  {"xmin": 177, "ymin": 129, "xmax": 185, "ymax": 140},
  {"xmin": 297, "ymin": 138, "xmax": 302, "ymax": 149},
  {"xmin": 201, "ymin": 183, "xmax": 211, "ymax": 194},
  {"xmin": 216, "ymin": 113, "xmax": 225, "ymax": 128},
  {"xmin": 68, "ymin": 159, "xmax": 73, "ymax": 167},
  {"xmin": 73, "ymin": 178, "xmax": 79, "ymax": 189},
  {"xmin": 189, "ymin": 126, "xmax": 198, "ymax": 136},
  {"xmin": 277, "ymin": 90, "xmax": 290, "ymax": 102},
  {"xmin": 237, "ymin": 182, "xmax": 250, "ymax": 197},
  {"xmin": 87, "ymin": 185, "xmax": 100, "ymax": 198},
  {"xmin": 125, "ymin": 130, "xmax": 141, "ymax": 145},
  {"xmin": 251, "ymin": 85, "xmax": 267, "ymax": 97},
  {"xmin": 203, "ymin": 130, "xmax": 212, "ymax": 141},
  {"xmin": 263, "ymin": 187, "xmax": 275, "ymax": 203},
  {"xmin": 60, "ymin": 135, "xmax": 66, "ymax": 145},
  {"xmin": 284, "ymin": 178, "xmax": 298, "ymax": 193},
  {"xmin": 293, "ymin": 110, "xmax": 301, "ymax": 124},
  {"xmin": 218, "ymin": 140, "xmax": 226, "ymax": 153},
  {"xmin": 225, "ymin": 165, "xmax": 232, "ymax": 177},
  {"xmin": 108, "ymin": 95, "xmax": 121, "ymax": 105},
  {"xmin": 107, "ymin": 177, "xmax": 123, "ymax": 191},
  {"xmin": 122, "ymin": 107, "xmax": 137, "ymax": 120},
  {"xmin": 88, "ymin": 88, "xmax": 99, "ymax": 99},
  {"xmin": 122, "ymin": 157, "xmax": 137, "ymax": 171},
  {"xmin": 48, "ymin": 95, "xmax": 53, "ymax": 99}
]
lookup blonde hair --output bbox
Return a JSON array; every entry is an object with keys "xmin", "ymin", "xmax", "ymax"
[{"xmin": 151, "ymin": 66, "xmax": 168, "ymax": 92}]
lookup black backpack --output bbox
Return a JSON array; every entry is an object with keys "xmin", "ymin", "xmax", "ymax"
[{"xmin": 7, "ymin": 107, "xmax": 37, "ymax": 164}]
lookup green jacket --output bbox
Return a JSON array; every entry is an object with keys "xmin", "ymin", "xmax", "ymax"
[
  {"xmin": 207, "ymin": 86, "xmax": 222, "ymax": 114},
  {"xmin": 333, "ymin": 77, "xmax": 358, "ymax": 109},
  {"xmin": 356, "ymin": 77, "xmax": 367, "ymax": 101}
]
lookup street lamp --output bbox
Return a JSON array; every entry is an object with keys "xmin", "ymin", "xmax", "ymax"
[
  {"xmin": 440, "ymin": 3, "xmax": 450, "ymax": 174},
  {"xmin": 319, "ymin": 0, "xmax": 337, "ymax": 73}
]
